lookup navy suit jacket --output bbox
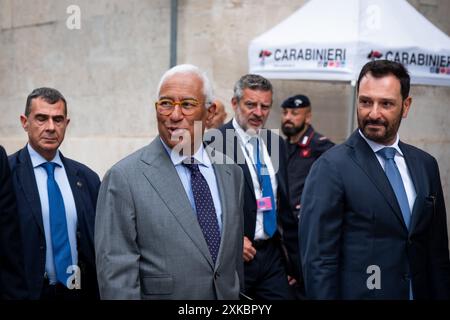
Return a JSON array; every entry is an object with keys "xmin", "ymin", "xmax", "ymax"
[
  {"xmin": 0, "ymin": 146, "xmax": 27, "ymax": 299},
  {"xmin": 214, "ymin": 121, "xmax": 300, "ymax": 279},
  {"xmin": 299, "ymin": 130, "xmax": 450, "ymax": 299},
  {"xmin": 9, "ymin": 146, "xmax": 100, "ymax": 299}
]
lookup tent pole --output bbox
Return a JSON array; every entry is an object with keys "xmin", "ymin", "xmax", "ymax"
[
  {"xmin": 170, "ymin": 0, "xmax": 178, "ymax": 67},
  {"xmin": 347, "ymin": 80, "xmax": 357, "ymax": 137}
]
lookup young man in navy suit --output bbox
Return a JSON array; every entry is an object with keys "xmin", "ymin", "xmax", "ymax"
[
  {"xmin": 299, "ymin": 60, "xmax": 450, "ymax": 299},
  {"xmin": 9, "ymin": 88, "xmax": 100, "ymax": 299}
]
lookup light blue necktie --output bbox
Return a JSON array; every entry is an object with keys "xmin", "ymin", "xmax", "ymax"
[
  {"xmin": 41, "ymin": 162, "xmax": 73, "ymax": 287},
  {"xmin": 250, "ymin": 137, "xmax": 277, "ymax": 237},
  {"xmin": 377, "ymin": 147, "xmax": 413, "ymax": 299},
  {"xmin": 377, "ymin": 147, "xmax": 411, "ymax": 229}
]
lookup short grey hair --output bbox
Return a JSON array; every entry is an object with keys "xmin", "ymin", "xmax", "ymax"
[
  {"xmin": 156, "ymin": 64, "xmax": 214, "ymax": 108},
  {"xmin": 25, "ymin": 87, "xmax": 67, "ymax": 116},
  {"xmin": 232, "ymin": 74, "xmax": 273, "ymax": 102}
]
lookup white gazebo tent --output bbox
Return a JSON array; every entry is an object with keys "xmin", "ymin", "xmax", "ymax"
[{"xmin": 248, "ymin": 0, "xmax": 450, "ymax": 133}]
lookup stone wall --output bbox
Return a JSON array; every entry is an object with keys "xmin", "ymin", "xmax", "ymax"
[{"xmin": 0, "ymin": 0, "xmax": 449, "ymax": 212}]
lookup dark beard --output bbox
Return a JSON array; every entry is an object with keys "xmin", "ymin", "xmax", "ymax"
[
  {"xmin": 357, "ymin": 108, "xmax": 403, "ymax": 144},
  {"xmin": 282, "ymin": 122, "xmax": 305, "ymax": 137}
]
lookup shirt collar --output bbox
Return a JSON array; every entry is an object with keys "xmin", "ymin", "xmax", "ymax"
[
  {"xmin": 232, "ymin": 117, "xmax": 259, "ymax": 145},
  {"xmin": 358, "ymin": 129, "xmax": 403, "ymax": 157},
  {"xmin": 27, "ymin": 143, "xmax": 63, "ymax": 168},
  {"xmin": 160, "ymin": 138, "xmax": 212, "ymax": 168}
]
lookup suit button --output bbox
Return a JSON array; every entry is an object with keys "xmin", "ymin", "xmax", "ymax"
[
  {"xmin": 40, "ymin": 246, "xmax": 44, "ymax": 250},
  {"xmin": 214, "ymin": 272, "xmax": 220, "ymax": 280},
  {"xmin": 403, "ymin": 273, "xmax": 410, "ymax": 281},
  {"xmin": 408, "ymin": 239, "xmax": 413, "ymax": 246},
  {"xmin": 76, "ymin": 231, "xmax": 81, "ymax": 239}
]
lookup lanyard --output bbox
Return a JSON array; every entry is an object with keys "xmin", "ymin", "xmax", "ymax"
[{"xmin": 242, "ymin": 137, "xmax": 265, "ymax": 191}]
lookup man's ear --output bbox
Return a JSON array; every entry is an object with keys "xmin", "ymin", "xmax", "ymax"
[
  {"xmin": 20, "ymin": 115, "xmax": 28, "ymax": 132},
  {"xmin": 305, "ymin": 108, "xmax": 312, "ymax": 125},
  {"xmin": 206, "ymin": 103, "xmax": 217, "ymax": 122},
  {"xmin": 231, "ymin": 97, "xmax": 238, "ymax": 112},
  {"xmin": 402, "ymin": 96, "xmax": 412, "ymax": 118}
]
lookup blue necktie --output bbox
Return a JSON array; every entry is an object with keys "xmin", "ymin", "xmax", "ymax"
[
  {"xmin": 377, "ymin": 147, "xmax": 413, "ymax": 299},
  {"xmin": 250, "ymin": 137, "xmax": 277, "ymax": 237},
  {"xmin": 184, "ymin": 160, "xmax": 221, "ymax": 264},
  {"xmin": 377, "ymin": 147, "xmax": 411, "ymax": 229},
  {"xmin": 41, "ymin": 162, "xmax": 73, "ymax": 287}
]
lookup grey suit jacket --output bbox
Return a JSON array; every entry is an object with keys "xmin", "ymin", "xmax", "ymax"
[{"xmin": 95, "ymin": 137, "xmax": 244, "ymax": 299}]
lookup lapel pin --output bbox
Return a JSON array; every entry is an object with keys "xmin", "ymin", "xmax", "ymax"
[{"xmin": 77, "ymin": 181, "xmax": 83, "ymax": 188}]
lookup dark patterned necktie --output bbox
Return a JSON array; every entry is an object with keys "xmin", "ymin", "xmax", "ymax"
[{"xmin": 183, "ymin": 159, "xmax": 221, "ymax": 264}]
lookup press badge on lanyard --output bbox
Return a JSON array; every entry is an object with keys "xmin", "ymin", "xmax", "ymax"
[{"xmin": 257, "ymin": 197, "xmax": 273, "ymax": 211}]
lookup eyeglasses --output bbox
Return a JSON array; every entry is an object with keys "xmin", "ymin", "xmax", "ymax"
[{"xmin": 155, "ymin": 98, "xmax": 200, "ymax": 116}]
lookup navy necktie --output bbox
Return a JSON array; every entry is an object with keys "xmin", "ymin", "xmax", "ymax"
[
  {"xmin": 250, "ymin": 137, "xmax": 277, "ymax": 237},
  {"xmin": 41, "ymin": 162, "xmax": 73, "ymax": 287},
  {"xmin": 377, "ymin": 147, "xmax": 411, "ymax": 229},
  {"xmin": 183, "ymin": 159, "xmax": 221, "ymax": 264}
]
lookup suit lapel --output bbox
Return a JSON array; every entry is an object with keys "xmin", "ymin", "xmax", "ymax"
[
  {"xmin": 208, "ymin": 153, "xmax": 232, "ymax": 271},
  {"xmin": 262, "ymin": 130, "xmax": 287, "ymax": 199},
  {"xmin": 16, "ymin": 147, "xmax": 45, "ymax": 234},
  {"xmin": 399, "ymin": 142, "xmax": 424, "ymax": 233},
  {"xmin": 239, "ymin": 163, "xmax": 254, "ymax": 199},
  {"xmin": 141, "ymin": 139, "xmax": 214, "ymax": 268},
  {"xmin": 61, "ymin": 154, "xmax": 85, "ymax": 231},
  {"xmin": 347, "ymin": 132, "xmax": 408, "ymax": 231},
  {"xmin": 224, "ymin": 124, "xmax": 254, "ymax": 197}
]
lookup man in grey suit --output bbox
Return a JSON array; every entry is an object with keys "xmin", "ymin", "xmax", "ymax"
[{"xmin": 95, "ymin": 64, "xmax": 244, "ymax": 299}]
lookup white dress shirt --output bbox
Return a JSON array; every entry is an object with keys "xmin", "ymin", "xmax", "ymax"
[
  {"xmin": 161, "ymin": 139, "xmax": 223, "ymax": 232},
  {"xmin": 232, "ymin": 118, "xmax": 278, "ymax": 240},
  {"xmin": 27, "ymin": 144, "xmax": 78, "ymax": 284},
  {"xmin": 359, "ymin": 130, "xmax": 417, "ymax": 213}
]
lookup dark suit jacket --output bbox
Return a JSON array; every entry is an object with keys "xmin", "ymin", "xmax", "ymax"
[
  {"xmin": 0, "ymin": 146, "xmax": 27, "ymax": 299},
  {"xmin": 299, "ymin": 130, "xmax": 450, "ymax": 299},
  {"xmin": 9, "ymin": 146, "xmax": 101, "ymax": 299},
  {"xmin": 213, "ymin": 121, "xmax": 300, "ymax": 279}
]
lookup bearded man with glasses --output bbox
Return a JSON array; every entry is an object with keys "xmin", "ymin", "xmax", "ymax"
[{"xmin": 95, "ymin": 64, "xmax": 245, "ymax": 300}]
